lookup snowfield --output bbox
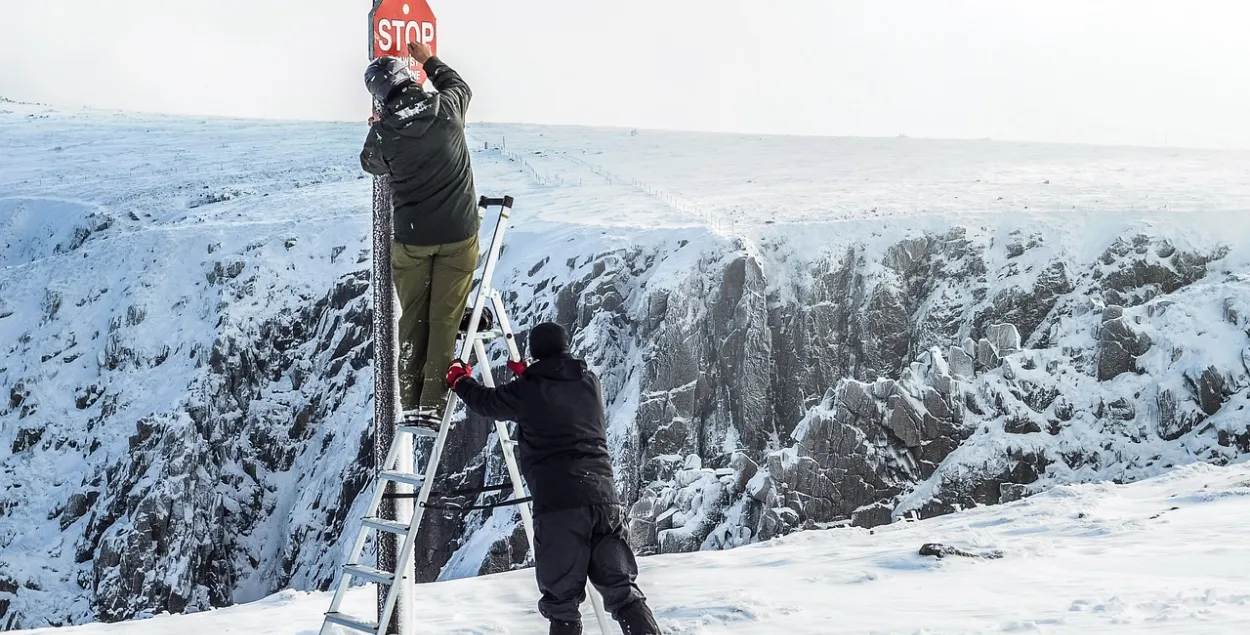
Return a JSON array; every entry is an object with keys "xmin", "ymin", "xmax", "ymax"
[
  {"xmin": 3, "ymin": 96, "xmax": 1250, "ymax": 632},
  {"xmin": 15, "ymin": 460, "xmax": 1250, "ymax": 635}
]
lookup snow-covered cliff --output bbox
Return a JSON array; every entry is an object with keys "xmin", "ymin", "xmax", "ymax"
[{"xmin": 2, "ymin": 102, "xmax": 1249, "ymax": 629}]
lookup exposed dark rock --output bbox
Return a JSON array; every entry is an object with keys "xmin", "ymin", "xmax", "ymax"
[
  {"xmin": 1098, "ymin": 317, "xmax": 1152, "ymax": 381},
  {"xmin": 948, "ymin": 346, "xmax": 975, "ymax": 380},
  {"xmin": 1106, "ymin": 398, "xmax": 1136, "ymax": 421},
  {"xmin": 976, "ymin": 339, "xmax": 1000, "ymax": 370},
  {"xmin": 974, "ymin": 261, "xmax": 1073, "ymax": 344},
  {"xmin": 850, "ymin": 501, "xmax": 894, "ymax": 528},
  {"xmin": 1004, "ymin": 416, "xmax": 1042, "ymax": 435},
  {"xmin": 919, "ymin": 543, "xmax": 1004, "ymax": 559},
  {"xmin": 11, "ymin": 427, "xmax": 44, "ymax": 453},
  {"xmin": 985, "ymin": 324, "xmax": 1021, "ymax": 354},
  {"xmin": 60, "ymin": 491, "xmax": 100, "ymax": 530},
  {"xmin": 1188, "ymin": 366, "xmax": 1234, "ymax": 416},
  {"xmin": 1156, "ymin": 389, "xmax": 1202, "ymax": 441},
  {"xmin": 1098, "ymin": 236, "xmax": 1228, "ymax": 307},
  {"xmin": 999, "ymin": 483, "xmax": 1031, "ymax": 503}
]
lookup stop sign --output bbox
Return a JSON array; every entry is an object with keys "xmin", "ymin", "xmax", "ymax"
[{"xmin": 371, "ymin": 0, "xmax": 437, "ymax": 83}]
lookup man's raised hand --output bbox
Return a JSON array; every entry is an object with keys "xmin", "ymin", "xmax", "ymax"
[{"xmin": 408, "ymin": 40, "xmax": 433, "ymax": 65}]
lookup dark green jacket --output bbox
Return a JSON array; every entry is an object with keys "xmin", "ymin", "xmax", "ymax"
[{"xmin": 361, "ymin": 57, "xmax": 480, "ymax": 246}]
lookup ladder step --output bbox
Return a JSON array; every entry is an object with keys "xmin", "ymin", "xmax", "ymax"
[
  {"xmin": 379, "ymin": 470, "xmax": 426, "ymax": 488},
  {"xmin": 397, "ymin": 425, "xmax": 439, "ymax": 438},
  {"xmin": 343, "ymin": 564, "xmax": 394, "ymax": 585},
  {"xmin": 473, "ymin": 329, "xmax": 504, "ymax": 340},
  {"xmin": 324, "ymin": 611, "xmax": 379, "ymax": 633},
  {"xmin": 361, "ymin": 516, "xmax": 410, "ymax": 535}
]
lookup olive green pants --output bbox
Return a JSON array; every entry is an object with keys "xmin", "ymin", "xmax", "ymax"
[{"xmin": 392, "ymin": 234, "xmax": 479, "ymax": 413}]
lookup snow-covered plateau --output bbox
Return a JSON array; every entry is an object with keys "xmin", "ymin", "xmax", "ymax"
[
  {"xmin": 2, "ymin": 98, "xmax": 1249, "ymax": 631},
  {"xmin": 16, "ymin": 461, "xmax": 1250, "ymax": 634}
]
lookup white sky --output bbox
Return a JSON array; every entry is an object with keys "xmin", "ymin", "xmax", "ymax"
[{"xmin": 2, "ymin": 0, "xmax": 1249, "ymax": 149}]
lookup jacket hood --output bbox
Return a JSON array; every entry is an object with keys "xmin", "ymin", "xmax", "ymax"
[
  {"xmin": 380, "ymin": 85, "xmax": 441, "ymax": 138},
  {"xmin": 525, "ymin": 355, "xmax": 587, "ymax": 381}
]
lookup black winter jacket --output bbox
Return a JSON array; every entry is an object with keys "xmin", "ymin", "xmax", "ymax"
[
  {"xmin": 453, "ymin": 355, "xmax": 620, "ymax": 515},
  {"xmin": 361, "ymin": 56, "xmax": 480, "ymax": 246}
]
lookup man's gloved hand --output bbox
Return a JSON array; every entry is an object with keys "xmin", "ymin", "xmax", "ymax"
[
  {"xmin": 446, "ymin": 360, "xmax": 471, "ymax": 389},
  {"xmin": 506, "ymin": 359, "xmax": 527, "ymax": 376},
  {"xmin": 408, "ymin": 40, "xmax": 434, "ymax": 65}
]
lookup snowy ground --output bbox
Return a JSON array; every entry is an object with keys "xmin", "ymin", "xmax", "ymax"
[{"xmin": 14, "ymin": 459, "xmax": 1250, "ymax": 635}]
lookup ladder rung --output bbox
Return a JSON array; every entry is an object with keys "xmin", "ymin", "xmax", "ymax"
[
  {"xmin": 324, "ymin": 611, "xmax": 379, "ymax": 633},
  {"xmin": 397, "ymin": 425, "xmax": 439, "ymax": 438},
  {"xmin": 473, "ymin": 329, "xmax": 504, "ymax": 340},
  {"xmin": 380, "ymin": 470, "xmax": 426, "ymax": 488},
  {"xmin": 343, "ymin": 564, "xmax": 394, "ymax": 585},
  {"xmin": 361, "ymin": 517, "xmax": 410, "ymax": 535}
]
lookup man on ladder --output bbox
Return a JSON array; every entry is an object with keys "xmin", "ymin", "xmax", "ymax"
[
  {"xmin": 447, "ymin": 323, "xmax": 663, "ymax": 635},
  {"xmin": 361, "ymin": 38, "xmax": 478, "ymax": 431}
]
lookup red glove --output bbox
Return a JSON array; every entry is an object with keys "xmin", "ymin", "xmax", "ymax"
[
  {"xmin": 507, "ymin": 359, "xmax": 528, "ymax": 376},
  {"xmin": 446, "ymin": 360, "xmax": 471, "ymax": 389}
]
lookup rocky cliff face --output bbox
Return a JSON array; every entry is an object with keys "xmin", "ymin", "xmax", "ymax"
[
  {"xmin": 0, "ymin": 197, "xmax": 380, "ymax": 629},
  {"xmin": 4, "ymin": 104, "xmax": 1250, "ymax": 629},
  {"xmin": 3, "ymin": 205, "xmax": 1248, "ymax": 629},
  {"xmin": 410, "ymin": 220, "xmax": 1249, "ymax": 580}
]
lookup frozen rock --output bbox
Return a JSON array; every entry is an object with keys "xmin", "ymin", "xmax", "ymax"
[
  {"xmin": 949, "ymin": 345, "xmax": 975, "ymax": 380},
  {"xmin": 985, "ymin": 323, "xmax": 1021, "ymax": 354}
]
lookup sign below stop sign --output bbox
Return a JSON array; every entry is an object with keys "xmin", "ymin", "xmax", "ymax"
[{"xmin": 371, "ymin": 0, "xmax": 437, "ymax": 83}]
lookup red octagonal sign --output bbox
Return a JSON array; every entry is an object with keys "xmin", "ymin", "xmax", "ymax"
[{"xmin": 371, "ymin": 0, "xmax": 437, "ymax": 83}]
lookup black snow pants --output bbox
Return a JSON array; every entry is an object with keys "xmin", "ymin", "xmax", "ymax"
[{"xmin": 534, "ymin": 504, "xmax": 649, "ymax": 623}]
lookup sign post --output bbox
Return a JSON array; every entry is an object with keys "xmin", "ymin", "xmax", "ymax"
[{"xmin": 369, "ymin": 2, "xmax": 436, "ymax": 634}]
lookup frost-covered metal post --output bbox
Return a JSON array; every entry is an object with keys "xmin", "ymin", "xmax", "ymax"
[
  {"xmin": 369, "ymin": 2, "xmax": 437, "ymax": 633},
  {"xmin": 369, "ymin": 3, "xmax": 396, "ymax": 634},
  {"xmin": 368, "ymin": 143, "xmax": 403, "ymax": 635}
]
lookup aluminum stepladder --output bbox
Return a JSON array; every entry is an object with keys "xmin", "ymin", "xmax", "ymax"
[{"xmin": 320, "ymin": 195, "xmax": 614, "ymax": 635}]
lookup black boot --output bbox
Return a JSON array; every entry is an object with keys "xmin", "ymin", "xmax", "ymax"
[
  {"xmin": 617, "ymin": 600, "xmax": 661, "ymax": 635},
  {"xmin": 549, "ymin": 618, "xmax": 582, "ymax": 635},
  {"xmin": 459, "ymin": 305, "xmax": 495, "ymax": 334}
]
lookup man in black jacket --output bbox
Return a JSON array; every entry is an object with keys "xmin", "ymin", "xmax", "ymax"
[
  {"xmin": 361, "ymin": 40, "xmax": 479, "ymax": 430},
  {"xmin": 446, "ymin": 323, "xmax": 662, "ymax": 635}
]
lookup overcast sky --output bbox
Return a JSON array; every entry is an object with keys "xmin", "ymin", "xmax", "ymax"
[{"xmin": 2, "ymin": 0, "xmax": 1248, "ymax": 149}]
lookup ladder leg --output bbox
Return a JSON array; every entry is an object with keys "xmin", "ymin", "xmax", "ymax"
[
  {"xmin": 321, "ymin": 384, "xmax": 413, "ymax": 633},
  {"xmin": 378, "ymin": 387, "xmax": 463, "ymax": 634},
  {"xmin": 392, "ymin": 430, "xmax": 414, "ymax": 635},
  {"xmin": 471, "ymin": 338, "xmax": 535, "ymax": 545},
  {"xmin": 457, "ymin": 201, "xmax": 512, "ymax": 364},
  {"xmin": 489, "ymin": 290, "xmax": 523, "ymax": 362},
  {"xmin": 588, "ymin": 587, "xmax": 613, "ymax": 635}
]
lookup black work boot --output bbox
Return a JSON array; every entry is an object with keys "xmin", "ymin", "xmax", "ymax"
[
  {"xmin": 458, "ymin": 305, "xmax": 495, "ymax": 334},
  {"xmin": 549, "ymin": 618, "xmax": 582, "ymax": 635},
  {"xmin": 617, "ymin": 600, "xmax": 661, "ymax": 635}
]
